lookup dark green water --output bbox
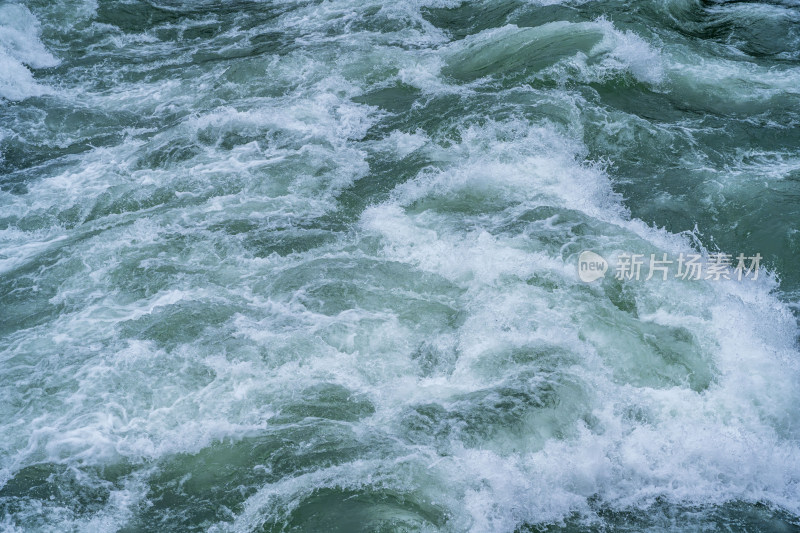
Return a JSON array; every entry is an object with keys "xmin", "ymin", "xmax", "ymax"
[{"xmin": 1, "ymin": 0, "xmax": 800, "ymax": 531}]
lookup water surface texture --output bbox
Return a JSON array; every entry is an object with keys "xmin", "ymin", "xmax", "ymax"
[{"xmin": 1, "ymin": 0, "xmax": 800, "ymax": 531}]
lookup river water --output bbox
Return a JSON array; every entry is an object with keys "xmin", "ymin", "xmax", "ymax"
[{"xmin": 1, "ymin": 0, "xmax": 799, "ymax": 531}]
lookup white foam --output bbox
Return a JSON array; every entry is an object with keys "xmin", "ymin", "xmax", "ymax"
[
  {"xmin": 359, "ymin": 113, "xmax": 800, "ymax": 528},
  {"xmin": 591, "ymin": 17, "xmax": 665, "ymax": 85},
  {"xmin": 376, "ymin": 129, "xmax": 429, "ymax": 158},
  {"xmin": 0, "ymin": 4, "xmax": 59, "ymax": 101}
]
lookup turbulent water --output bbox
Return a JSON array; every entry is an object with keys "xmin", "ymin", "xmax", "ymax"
[{"xmin": 1, "ymin": 0, "xmax": 800, "ymax": 531}]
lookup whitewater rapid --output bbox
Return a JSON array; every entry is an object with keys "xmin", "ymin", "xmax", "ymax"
[{"xmin": 1, "ymin": 0, "xmax": 799, "ymax": 531}]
